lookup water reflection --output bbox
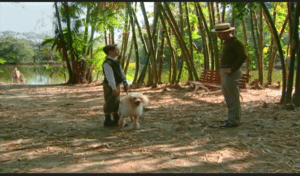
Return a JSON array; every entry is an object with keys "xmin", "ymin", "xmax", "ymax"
[{"xmin": 0, "ymin": 65, "xmax": 68, "ymax": 85}]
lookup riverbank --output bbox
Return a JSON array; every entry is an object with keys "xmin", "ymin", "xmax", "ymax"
[{"xmin": 3, "ymin": 61, "xmax": 66, "ymax": 66}]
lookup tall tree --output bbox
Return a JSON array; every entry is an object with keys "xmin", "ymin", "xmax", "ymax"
[
  {"xmin": 241, "ymin": 17, "xmax": 251, "ymax": 75},
  {"xmin": 161, "ymin": 2, "xmax": 198, "ymax": 80},
  {"xmin": 54, "ymin": 2, "xmax": 73, "ymax": 84},
  {"xmin": 292, "ymin": 3, "xmax": 300, "ymax": 107},
  {"xmin": 140, "ymin": 2, "xmax": 158, "ymax": 87},
  {"xmin": 250, "ymin": 7, "xmax": 260, "ymax": 80},
  {"xmin": 184, "ymin": 2, "xmax": 193, "ymax": 68},
  {"xmin": 194, "ymin": 2, "xmax": 209, "ymax": 70},
  {"xmin": 261, "ymin": 2, "xmax": 287, "ymax": 104},
  {"xmin": 285, "ymin": 2, "xmax": 299, "ymax": 105},
  {"xmin": 159, "ymin": 7, "xmax": 177, "ymax": 84},
  {"xmin": 258, "ymin": 4, "xmax": 264, "ymax": 84},
  {"xmin": 127, "ymin": 2, "xmax": 139, "ymax": 83}
]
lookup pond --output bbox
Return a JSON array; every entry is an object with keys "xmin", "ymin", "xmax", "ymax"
[
  {"xmin": 0, "ymin": 65, "xmax": 69, "ymax": 85},
  {"xmin": 0, "ymin": 64, "xmax": 283, "ymax": 85}
]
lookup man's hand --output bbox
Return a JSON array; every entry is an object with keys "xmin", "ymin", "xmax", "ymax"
[
  {"xmin": 112, "ymin": 89, "xmax": 119, "ymax": 97},
  {"xmin": 224, "ymin": 70, "xmax": 232, "ymax": 76}
]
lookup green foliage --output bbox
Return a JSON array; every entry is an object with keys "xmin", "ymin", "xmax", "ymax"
[
  {"xmin": 0, "ymin": 37, "xmax": 36, "ymax": 63},
  {"xmin": 43, "ymin": 64, "xmax": 66, "ymax": 79},
  {"xmin": 37, "ymin": 2, "xmax": 296, "ymax": 87},
  {"xmin": 263, "ymin": 47, "xmax": 269, "ymax": 67},
  {"xmin": 232, "ymin": 2, "xmax": 259, "ymax": 20},
  {"xmin": 0, "ymin": 58, "xmax": 6, "ymax": 65},
  {"xmin": 246, "ymin": 45, "xmax": 257, "ymax": 70},
  {"xmin": 38, "ymin": 44, "xmax": 60, "ymax": 62},
  {"xmin": 191, "ymin": 30, "xmax": 200, "ymax": 40},
  {"xmin": 88, "ymin": 45, "xmax": 106, "ymax": 74},
  {"xmin": 193, "ymin": 50, "xmax": 204, "ymax": 67},
  {"xmin": 45, "ymin": 64, "xmax": 53, "ymax": 71}
]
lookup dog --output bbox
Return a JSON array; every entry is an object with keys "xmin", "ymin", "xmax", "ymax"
[
  {"xmin": 11, "ymin": 68, "xmax": 25, "ymax": 84},
  {"xmin": 118, "ymin": 92, "xmax": 149, "ymax": 129}
]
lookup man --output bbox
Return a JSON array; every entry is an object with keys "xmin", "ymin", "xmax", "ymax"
[
  {"xmin": 211, "ymin": 23, "xmax": 247, "ymax": 127},
  {"xmin": 102, "ymin": 44, "xmax": 129, "ymax": 127}
]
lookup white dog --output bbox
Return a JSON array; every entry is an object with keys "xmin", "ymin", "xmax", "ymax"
[
  {"xmin": 11, "ymin": 68, "xmax": 25, "ymax": 84},
  {"xmin": 118, "ymin": 92, "xmax": 149, "ymax": 129}
]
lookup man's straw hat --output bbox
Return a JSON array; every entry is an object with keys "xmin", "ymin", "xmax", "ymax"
[{"xmin": 211, "ymin": 23, "xmax": 235, "ymax": 33}]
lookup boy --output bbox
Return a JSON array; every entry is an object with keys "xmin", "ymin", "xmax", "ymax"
[{"xmin": 102, "ymin": 44, "xmax": 128, "ymax": 127}]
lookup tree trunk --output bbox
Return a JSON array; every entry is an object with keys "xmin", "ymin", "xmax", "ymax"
[
  {"xmin": 159, "ymin": 9, "xmax": 176, "ymax": 85},
  {"xmin": 292, "ymin": 2, "xmax": 300, "ymax": 107},
  {"xmin": 185, "ymin": 2, "xmax": 193, "ymax": 67},
  {"xmin": 194, "ymin": 2, "xmax": 209, "ymax": 70},
  {"xmin": 127, "ymin": 2, "xmax": 139, "ymax": 83},
  {"xmin": 162, "ymin": 2, "xmax": 198, "ymax": 80},
  {"xmin": 147, "ymin": 62, "xmax": 153, "ymax": 86},
  {"xmin": 178, "ymin": 2, "xmax": 191, "ymax": 81},
  {"xmin": 179, "ymin": 2, "xmax": 192, "ymax": 80},
  {"xmin": 216, "ymin": 2, "xmax": 222, "ymax": 23},
  {"xmin": 157, "ymin": 28, "xmax": 165, "ymax": 84},
  {"xmin": 111, "ymin": 28, "xmax": 114, "ymax": 45},
  {"xmin": 241, "ymin": 17, "xmax": 250, "ymax": 75},
  {"xmin": 267, "ymin": 7, "xmax": 276, "ymax": 85},
  {"xmin": 54, "ymin": 2, "xmax": 72, "ymax": 83},
  {"xmin": 285, "ymin": 2, "xmax": 298, "ymax": 105},
  {"xmin": 196, "ymin": 2, "xmax": 213, "ymax": 70},
  {"xmin": 265, "ymin": 11, "xmax": 288, "ymax": 84},
  {"xmin": 124, "ymin": 39, "xmax": 134, "ymax": 75},
  {"xmin": 64, "ymin": 2, "xmax": 85, "ymax": 84},
  {"xmin": 176, "ymin": 56, "xmax": 184, "ymax": 85},
  {"xmin": 120, "ymin": 7, "xmax": 130, "ymax": 68},
  {"xmin": 133, "ymin": 4, "xmax": 150, "ymax": 84},
  {"xmin": 261, "ymin": 2, "xmax": 287, "ymax": 104},
  {"xmin": 208, "ymin": 2, "xmax": 218, "ymax": 70},
  {"xmin": 231, "ymin": 4, "xmax": 235, "ymax": 35},
  {"xmin": 141, "ymin": 2, "xmax": 158, "ymax": 87},
  {"xmin": 250, "ymin": 8, "xmax": 260, "ymax": 76},
  {"xmin": 104, "ymin": 30, "xmax": 108, "ymax": 45},
  {"xmin": 252, "ymin": 8, "xmax": 262, "ymax": 84},
  {"xmin": 221, "ymin": 2, "xmax": 226, "ymax": 26},
  {"xmin": 82, "ymin": 5, "xmax": 91, "ymax": 56},
  {"xmin": 258, "ymin": 5, "xmax": 264, "ymax": 85}
]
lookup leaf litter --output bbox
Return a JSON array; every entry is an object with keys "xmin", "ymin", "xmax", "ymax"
[{"xmin": 0, "ymin": 83, "xmax": 300, "ymax": 173}]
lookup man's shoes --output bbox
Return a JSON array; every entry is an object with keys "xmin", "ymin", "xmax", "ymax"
[
  {"xmin": 104, "ymin": 114, "xmax": 114, "ymax": 127},
  {"xmin": 219, "ymin": 119, "xmax": 229, "ymax": 123},
  {"xmin": 219, "ymin": 122, "xmax": 240, "ymax": 128}
]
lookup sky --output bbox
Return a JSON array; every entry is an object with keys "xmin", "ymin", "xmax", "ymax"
[{"xmin": 0, "ymin": 2, "xmax": 55, "ymax": 35}]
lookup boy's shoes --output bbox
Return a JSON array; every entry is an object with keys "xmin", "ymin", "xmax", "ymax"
[
  {"xmin": 112, "ymin": 113, "xmax": 119, "ymax": 126},
  {"xmin": 104, "ymin": 114, "xmax": 114, "ymax": 127},
  {"xmin": 143, "ymin": 107, "xmax": 151, "ymax": 112},
  {"xmin": 104, "ymin": 114, "xmax": 129, "ymax": 127},
  {"xmin": 112, "ymin": 114, "xmax": 130, "ymax": 127},
  {"xmin": 219, "ymin": 119, "xmax": 229, "ymax": 123}
]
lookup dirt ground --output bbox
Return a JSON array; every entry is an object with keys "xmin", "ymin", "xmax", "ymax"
[{"xmin": 1, "ymin": 82, "xmax": 300, "ymax": 173}]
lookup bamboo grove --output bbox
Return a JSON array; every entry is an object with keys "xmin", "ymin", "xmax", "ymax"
[{"xmin": 42, "ymin": 2, "xmax": 300, "ymax": 107}]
